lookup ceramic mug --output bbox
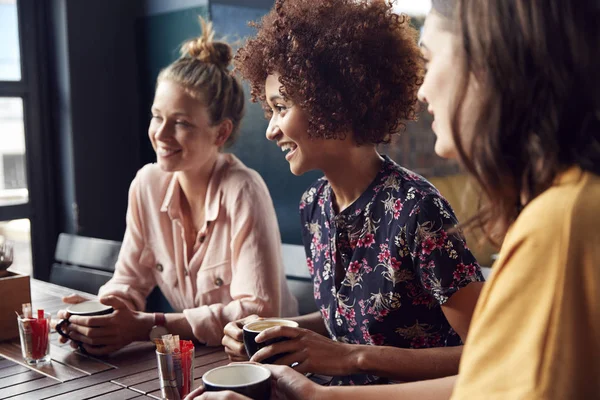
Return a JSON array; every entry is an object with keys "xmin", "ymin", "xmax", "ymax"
[
  {"xmin": 243, "ymin": 318, "xmax": 299, "ymax": 364},
  {"xmin": 203, "ymin": 364, "xmax": 271, "ymax": 400},
  {"xmin": 56, "ymin": 300, "xmax": 114, "ymax": 345}
]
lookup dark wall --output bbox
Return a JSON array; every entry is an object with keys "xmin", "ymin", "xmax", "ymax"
[{"xmin": 50, "ymin": 0, "xmax": 143, "ymax": 241}]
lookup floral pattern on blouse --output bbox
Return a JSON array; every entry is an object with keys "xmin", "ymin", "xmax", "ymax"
[{"xmin": 300, "ymin": 156, "xmax": 484, "ymax": 386}]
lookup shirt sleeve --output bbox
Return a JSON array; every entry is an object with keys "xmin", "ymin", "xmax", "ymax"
[
  {"xmin": 182, "ymin": 179, "xmax": 289, "ymax": 346},
  {"xmin": 404, "ymin": 194, "xmax": 484, "ymax": 305},
  {"xmin": 98, "ymin": 173, "xmax": 156, "ymax": 311},
  {"xmin": 452, "ymin": 179, "xmax": 600, "ymax": 399}
]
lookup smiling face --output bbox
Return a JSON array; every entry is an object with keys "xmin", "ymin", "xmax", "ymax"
[
  {"xmin": 149, "ymin": 80, "xmax": 228, "ymax": 174},
  {"xmin": 264, "ymin": 73, "xmax": 345, "ymax": 176},
  {"xmin": 417, "ymin": 11, "xmax": 480, "ymax": 159}
]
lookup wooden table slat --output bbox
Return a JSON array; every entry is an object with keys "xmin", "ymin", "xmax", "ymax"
[
  {"xmin": 29, "ymin": 298, "xmax": 65, "ymax": 311},
  {"xmin": 0, "ymin": 343, "xmax": 86, "ymax": 383},
  {"xmin": 47, "ymin": 345, "xmax": 114, "ymax": 375},
  {"xmin": 0, "ymin": 365, "xmax": 30, "ymax": 379},
  {"xmin": 44, "ymin": 381, "xmax": 124, "ymax": 400},
  {"xmin": 86, "ymin": 342, "xmax": 158, "ymax": 369},
  {"xmin": 88, "ymin": 387, "xmax": 145, "ymax": 400},
  {"xmin": 6, "ymin": 351, "xmax": 167, "ymax": 400},
  {"xmin": 110, "ymin": 369, "xmax": 157, "ymax": 389},
  {"xmin": 146, "ymin": 390, "xmax": 161, "ymax": 400},
  {"xmin": 0, "ymin": 377, "xmax": 59, "ymax": 399},
  {"xmin": 0, "ymin": 370, "xmax": 44, "ymax": 390},
  {"xmin": 192, "ymin": 350, "xmax": 228, "ymax": 368},
  {"xmin": 194, "ymin": 345, "xmax": 224, "ymax": 359},
  {"xmin": 30, "ymin": 291, "xmax": 56, "ymax": 300},
  {"xmin": 0, "ymin": 358, "xmax": 17, "ymax": 370},
  {"xmin": 31, "ymin": 281, "xmax": 90, "ymax": 299}
]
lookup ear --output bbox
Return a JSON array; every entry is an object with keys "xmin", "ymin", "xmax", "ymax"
[{"xmin": 214, "ymin": 119, "xmax": 234, "ymax": 147}]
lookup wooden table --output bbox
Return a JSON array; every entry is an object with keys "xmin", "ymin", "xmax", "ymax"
[{"xmin": 0, "ymin": 280, "xmax": 330, "ymax": 399}]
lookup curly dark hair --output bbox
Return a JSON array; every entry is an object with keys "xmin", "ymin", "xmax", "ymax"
[{"xmin": 234, "ymin": 0, "xmax": 423, "ymax": 145}]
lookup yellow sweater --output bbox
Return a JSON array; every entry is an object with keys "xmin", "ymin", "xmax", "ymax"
[{"xmin": 452, "ymin": 167, "xmax": 600, "ymax": 399}]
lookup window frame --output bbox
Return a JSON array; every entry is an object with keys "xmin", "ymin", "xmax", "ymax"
[{"xmin": 0, "ymin": 0, "xmax": 57, "ymax": 281}]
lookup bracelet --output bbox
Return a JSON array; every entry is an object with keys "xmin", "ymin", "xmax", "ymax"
[{"xmin": 154, "ymin": 312, "xmax": 166, "ymax": 327}]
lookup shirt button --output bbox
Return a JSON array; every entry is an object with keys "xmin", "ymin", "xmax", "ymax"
[
  {"xmin": 156, "ymin": 263, "xmax": 163, "ymax": 272},
  {"xmin": 199, "ymin": 235, "xmax": 206, "ymax": 244},
  {"xmin": 214, "ymin": 277, "xmax": 223, "ymax": 287}
]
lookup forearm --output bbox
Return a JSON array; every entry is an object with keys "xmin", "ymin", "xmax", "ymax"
[
  {"xmin": 319, "ymin": 375, "xmax": 456, "ymax": 400},
  {"xmin": 134, "ymin": 312, "xmax": 195, "ymax": 342},
  {"xmin": 164, "ymin": 313, "xmax": 196, "ymax": 340},
  {"xmin": 290, "ymin": 311, "xmax": 328, "ymax": 336},
  {"xmin": 353, "ymin": 345, "xmax": 463, "ymax": 382}
]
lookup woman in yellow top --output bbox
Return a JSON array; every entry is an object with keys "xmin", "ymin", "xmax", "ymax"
[{"xmin": 187, "ymin": 0, "xmax": 600, "ymax": 398}]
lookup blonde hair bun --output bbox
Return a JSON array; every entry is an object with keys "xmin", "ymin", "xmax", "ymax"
[{"xmin": 181, "ymin": 17, "xmax": 232, "ymax": 69}]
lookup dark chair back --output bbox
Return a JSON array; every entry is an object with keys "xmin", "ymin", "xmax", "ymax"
[{"xmin": 50, "ymin": 233, "xmax": 121, "ymax": 294}]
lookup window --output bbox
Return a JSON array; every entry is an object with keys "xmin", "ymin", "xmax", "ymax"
[
  {"xmin": 0, "ymin": 0, "xmax": 21, "ymax": 81},
  {"xmin": 0, "ymin": 0, "xmax": 55, "ymax": 279},
  {"xmin": 0, "ymin": 98, "xmax": 27, "ymax": 202}
]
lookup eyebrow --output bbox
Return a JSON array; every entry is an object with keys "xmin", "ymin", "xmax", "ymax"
[
  {"xmin": 150, "ymin": 107, "xmax": 190, "ymax": 117},
  {"xmin": 268, "ymin": 95, "xmax": 285, "ymax": 103},
  {"xmin": 419, "ymin": 41, "xmax": 429, "ymax": 50}
]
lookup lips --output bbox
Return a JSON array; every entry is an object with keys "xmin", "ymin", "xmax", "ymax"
[
  {"xmin": 157, "ymin": 147, "xmax": 181, "ymax": 157},
  {"xmin": 279, "ymin": 142, "xmax": 298, "ymax": 161}
]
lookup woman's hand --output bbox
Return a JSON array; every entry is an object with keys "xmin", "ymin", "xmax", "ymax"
[
  {"xmin": 56, "ymin": 294, "xmax": 90, "ymax": 344},
  {"xmin": 61, "ymin": 295, "xmax": 153, "ymax": 355},
  {"xmin": 222, "ymin": 315, "xmax": 261, "ymax": 361},
  {"xmin": 251, "ymin": 326, "xmax": 358, "ymax": 376},
  {"xmin": 263, "ymin": 364, "xmax": 323, "ymax": 400}
]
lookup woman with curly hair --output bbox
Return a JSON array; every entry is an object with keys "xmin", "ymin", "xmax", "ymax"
[
  {"xmin": 219, "ymin": 0, "xmax": 484, "ymax": 387},
  {"xmin": 192, "ymin": 0, "xmax": 600, "ymax": 398}
]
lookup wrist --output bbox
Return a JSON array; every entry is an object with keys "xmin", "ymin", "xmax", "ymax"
[
  {"xmin": 135, "ymin": 312, "xmax": 156, "ymax": 341},
  {"xmin": 319, "ymin": 384, "xmax": 340, "ymax": 400},
  {"xmin": 351, "ymin": 343, "xmax": 371, "ymax": 374}
]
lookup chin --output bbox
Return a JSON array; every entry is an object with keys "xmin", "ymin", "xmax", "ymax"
[
  {"xmin": 434, "ymin": 140, "xmax": 458, "ymax": 160},
  {"xmin": 289, "ymin": 164, "xmax": 306, "ymax": 176},
  {"xmin": 288, "ymin": 158, "xmax": 311, "ymax": 176},
  {"xmin": 156, "ymin": 159, "xmax": 180, "ymax": 172}
]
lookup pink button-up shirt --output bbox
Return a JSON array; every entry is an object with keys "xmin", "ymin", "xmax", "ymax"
[{"xmin": 99, "ymin": 154, "xmax": 298, "ymax": 345}]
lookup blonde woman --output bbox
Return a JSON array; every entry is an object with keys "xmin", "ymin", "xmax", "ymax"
[{"xmin": 57, "ymin": 19, "xmax": 298, "ymax": 355}]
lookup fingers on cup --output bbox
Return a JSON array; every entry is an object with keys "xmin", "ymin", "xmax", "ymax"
[
  {"xmin": 255, "ymin": 326, "xmax": 299, "ymax": 343},
  {"xmin": 222, "ymin": 336, "xmax": 247, "ymax": 358},
  {"xmin": 251, "ymin": 340, "xmax": 299, "ymax": 363}
]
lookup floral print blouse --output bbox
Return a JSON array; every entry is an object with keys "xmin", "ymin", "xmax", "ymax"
[{"xmin": 300, "ymin": 156, "xmax": 484, "ymax": 386}]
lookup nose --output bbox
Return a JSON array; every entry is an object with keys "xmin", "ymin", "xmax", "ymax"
[
  {"xmin": 266, "ymin": 116, "xmax": 281, "ymax": 141},
  {"xmin": 153, "ymin": 120, "xmax": 172, "ymax": 142},
  {"xmin": 417, "ymin": 84, "xmax": 427, "ymax": 104}
]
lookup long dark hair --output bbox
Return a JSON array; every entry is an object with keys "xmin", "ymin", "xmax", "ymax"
[{"xmin": 433, "ymin": 0, "xmax": 600, "ymax": 243}]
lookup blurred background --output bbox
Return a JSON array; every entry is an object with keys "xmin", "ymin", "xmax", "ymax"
[{"xmin": 0, "ymin": 0, "xmax": 494, "ymax": 282}]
